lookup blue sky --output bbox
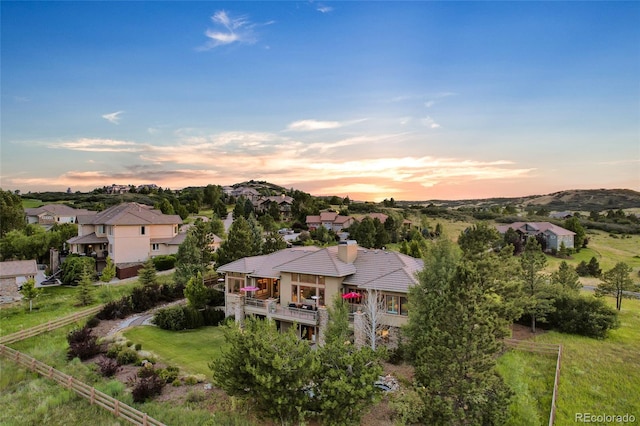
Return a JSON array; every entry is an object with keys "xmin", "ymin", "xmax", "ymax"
[{"xmin": 1, "ymin": 1, "xmax": 638, "ymax": 201}]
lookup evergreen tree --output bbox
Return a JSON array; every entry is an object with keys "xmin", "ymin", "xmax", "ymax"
[
  {"xmin": 232, "ymin": 196, "xmax": 246, "ymax": 220},
  {"xmin": 520, "ymin": 237, "xmax": 555, "ymax": 333},
  {"xmin": 324, "ymin": 294, "xmax": 351, "ymax": 346},
  {"xmin": 551, "ymin": 261, "xmax": 582, "ymax": 292},
  {"xmin": 247, "ymin": 214, "xmax": 264, "ymax": 256},
  {"xmin": 175, "ymin": 219, "xmax": 216, "ymax": 285},
  {"xmin": 373, "ymin": 218, "xmax": 390, "ymax": 248},
  {"xmin": 564, "ymin": 216, "xmax": 586, "ymax": 251},
  {"xmin": 210, "ymin": 318, "xmax": 315, "ymax": 425},
  {"xmin": 76, "ymin": 266, "xmax": 95, "ymax": 306},
  {"xmin": 263, "ymin": 230, "xmax": 287, "ymax": 254},
  {"xmin": 216, "ymin": 216, "xmax": 254, "ymax": 266},
  {"xmin": 137, "ymin": 258, "xmax": 158, "ymax": 287},
  {"xmin": 404, "ymin": 238, "xmax": 512, "ymax": 425},
  {"xmin": 596, "ymin": 262, "xmax": 637, "ymax": 311},
  {"xmin": 587, "ymin": 256, "xmax": 602, "ymax": 277},
  {"xmin": 100, "ymin": 256, "xmax": 116, "ymax": 283},
  {"xmin": 209, "ymin": 214, "xmax": 226, "ymax": 239},
  {"xmin": 184, "ymin": 272, "xmax": 208, "ymax": 309},
  {"xmin": 19, "ymin": 278, "xmax": 41, "ymax": 312}
]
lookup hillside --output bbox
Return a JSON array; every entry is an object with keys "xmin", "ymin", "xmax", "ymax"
[{"xmin": 401, "ymin": 189, "xmax": 640, "ymax": 212}]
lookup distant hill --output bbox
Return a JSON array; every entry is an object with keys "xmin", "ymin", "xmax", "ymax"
[{"xmin": 400, "ymin": 189, "xmax": 640, "ymax": 212}]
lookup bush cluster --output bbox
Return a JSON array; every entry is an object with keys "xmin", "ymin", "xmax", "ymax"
[
  {"xmin": 67, "ymin": 327, "xmax": 101, "ymax": 360},
  {"xmin": 152, "ymin": 255, "xmax": 176, "ymax": 271},
  {"xmin": 96, "ymin": 281, "xmax": 186, "ymax": 321},
  {"xmin": 546, "ymin": 293, "xmax": 619, "ymax": 339},
  {"xmin": 96, "ymin": 356, "xmax": 120, "ymax": 377},
  {"xmin": 128, "ymin": 372, "xmax": 165, "ymax": 403},
  {"xmin": 153, "ymin": 305, "xmax": 225, "ymax": 331}
]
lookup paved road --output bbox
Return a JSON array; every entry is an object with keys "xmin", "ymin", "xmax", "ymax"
[{"xmin": 223, "ymin": 212, "xmax": 233, "ymax": 232}]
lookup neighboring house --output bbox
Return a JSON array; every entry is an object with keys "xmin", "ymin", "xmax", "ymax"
[
  {"xmin": 254, "ymin": 195, "xmax": 294, "ymax": 219},
  {"xmin": 0, "ymin": 260, "xmax": 37, "ymax": 302},
  {"xmin": 219, "ymin": 240, "xmax": 423, "ymax": 344},
  {"xmin": 105, "ymin": 184, "xmax": 131, "ymax": 194},
  {"xmin": 25, "ymin": 204, "xmax": 95, "ymax": 229},
  {"xmin": 306, "ymin": 211, "xmax": 355, "ymax": 232},
  {"xmin": 362, "ymin": 213, "xmax": 388, "ymax": 224},
  {"xmin": 179, "ymin": 222, "xmax": 223, "ymax": 252},
  {"xmin": 67, "ymin": 203, "xmax": 183, "ymax": 268},
  {"xmin": 495, "ymin": 222, "xmax": 575, "ymax": 251},
  {"xmin": 228, "ymin": 186, "xmax": 261, "ymax": 202},
  {"xmin": 549, "ymin": 211, "xmax": 573, "ymax": 220}
]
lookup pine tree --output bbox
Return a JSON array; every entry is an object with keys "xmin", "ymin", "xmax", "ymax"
[
  {"xmin": 216, "ymin": 216, "xmax": 254, "ymax": 266},
  {"xmin": 551, "ymin": 261, "xmax": 582, "ymax": 292},
  {"xmin": 184, "ymin": 272, "xmax": 208, "ymax": 309},
  {"xmin": 404, "ymin": 238, "xmax": 512, "ymax": 425},
  {"xmin": 247, "ymin": 214, "xmax": 264, "ymax": 256},
  {"xmin": 520, "ymin": 237, "xmax": 555, "ymax": 333},
  {"xmin": 137, "ymin": 258, "xmax": 158, "ymax": 287},
  {"xmin": 76, "ymin": 266, "xmax": 95, "ymax": 306},
  {"xmin": 100, "ymin": 256, "xmax": 116, "ymax": 283},
  {"xmin": 210, "ymin": 318, "xmax": 315, "ymax": 425}
]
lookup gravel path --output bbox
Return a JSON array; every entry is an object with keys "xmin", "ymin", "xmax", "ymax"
[{"xmin": 106, "ymin": 299, "xmax": 186, "ymax": 337}]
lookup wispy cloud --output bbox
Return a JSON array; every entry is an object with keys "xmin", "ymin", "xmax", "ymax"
[
  {"xmin": 316, "ymin": 4, "xmax": 333, "ymax": 13},
  {"xmin": 285, "ymin": 118, "xmax": 367, "ymax": 132},
  {"xmin": 200, "ymin": 10, "xmax": 273, "ymax": 49},
  {"xmin": 421, "ymin": 116, "xmax": 441, "ymax": 129},
  {"xmin": 48, "ymin": 138, "xmax": 144, "ymax": 153},
  {"xmin": 102, "ymin": 111, "xmax": 123, "ymax": 124}
]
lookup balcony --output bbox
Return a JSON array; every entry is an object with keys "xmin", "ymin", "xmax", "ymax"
[{"xmin": 242, "ymin": 297, "xmax": 318, "ymax": 325}]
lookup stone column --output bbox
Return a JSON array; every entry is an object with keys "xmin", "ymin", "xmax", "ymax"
[
  {"xmin": 226, "ymin": 293, "xmax": 246, "ymax": 327},
  {"xmin": 266, "ymin": 298, "xmax": 277, "ymax": 320},
  {"xmin": 316, "ymin": 306, "xmax": 329, "ymax": 347},
  {"xmin": 354, "ymin": 310, "xmax": 366, "ymax": 349}
]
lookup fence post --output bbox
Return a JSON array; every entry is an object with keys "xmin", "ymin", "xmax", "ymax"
[
  {"xmin": 114, "ymin": 400, "xmax": 120, "ymax": 417},
  {"xmin": 90, "ymin": 388, "xmax": 95, "ymax": 404},
  {"xmin": 67, "ymin": 375, "xmax": 73, "ymax": 389},
  {"xmin": 143, "ymin": 413, "xmax": 148, "ymax": 426}
]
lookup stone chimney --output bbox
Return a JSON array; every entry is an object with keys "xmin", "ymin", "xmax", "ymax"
[{"xmin": 337, "ymin": 240, "xmax": 358, "ymax": 263}]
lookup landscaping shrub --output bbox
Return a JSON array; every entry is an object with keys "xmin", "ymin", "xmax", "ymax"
[
  {"xmin": 106, "ymin": 344, "xmax": 122, "ymax": 359},
  {"xmin": 67, "ymin": 327, "xmax": 101, "ymax": 360},
  {"xmin": 152, "ymin": 255, "xmax": 176, "ymax": 271},
  {"xmin": 85, "ymin": 316, "xmax": 100, "ymax": 328},
  {"xmin": 130, "ymin": 285, "xmax": 161, "ymax": 312},
  {"xmin": 96, "ymin": 356, "xmax": 119, "ymax": 377},
  {"xmin": 186, "ymin": 390, "xmax": 206, "ymax": 403},
  {"xmin": 183, "ymin": 306, "xmax": 204, "ymax": 329},
  {"xmin": 137, "ymin": 365, "xmax": 157, "ymax": 378},
  {"xmin": 116, "ymin": 347, "xmax": 139, "ymax": 365},
  {"xmin": 135, "ymin": 343, "xmax": 142, "ymax": 351},
  {"xmin": 546, "ymin": 293, "xmax": 619, "ymax": 339},
  {"xmin": 202, "ymin": 306, "xmax": 225, "ymax": 326},
  {"xmin": 97, "ymin": 297, "xmax": 132, "ymax": 320},
  {"xmin": 206, "ymin": 288, "xmax": 225, "ymax": 306},
  {"xmin": 153, "ymin": 305, "xmax": 186, "ymax": 331},
  {"xmin": 129, "ymin": 374, "xmax": 165, "ymax": 403},
  {"xmin": 158, "ymin": 366, "xmax": 180, "ymax": 383}
]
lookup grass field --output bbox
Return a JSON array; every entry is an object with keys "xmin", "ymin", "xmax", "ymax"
[
  {"xmin": 533, "ymin": 297, "xmax": 640, "ymax": 425},
  {"xmin": 497, "ymin": 350, "xmax": 557, "ymax": 426},
  {"xmin": 122, "ymin": 325, "xmax": 226, "ymax": 376}
]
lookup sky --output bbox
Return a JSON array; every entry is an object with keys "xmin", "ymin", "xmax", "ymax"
[{"xmin": 1, "ymin": 1, "xmax": 639, "ymax": 202}]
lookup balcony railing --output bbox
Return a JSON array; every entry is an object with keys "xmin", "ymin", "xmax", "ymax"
[{"xmin": 274, "ymin": 305, "xmax": 318, "ymax": 322}]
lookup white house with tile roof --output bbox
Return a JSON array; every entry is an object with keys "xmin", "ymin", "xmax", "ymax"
[
  {"xmin": 218, "ymin": 240, "xmax": 423, "ymax": 343},
  {"xmin": 67, "ymin": 202, "xmax": 183, "ymax": 266}
]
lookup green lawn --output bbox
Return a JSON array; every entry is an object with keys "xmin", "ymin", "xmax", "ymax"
[
  {"xmin": 1, "ymin": 283, "xmax": 136, "ymax": 336},
  {"xmin": 532, "ymin": 297, "xmax": 640, "ymax": 425},
  {"xmin": 122, "ymin": 325, "xmax": 226, "ymax": 376}
]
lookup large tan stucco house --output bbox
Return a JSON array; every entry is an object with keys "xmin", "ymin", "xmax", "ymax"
[
  {"xmin": 67, "ymin": 203, "xmax": 183, "ymax": 267},
  {"xmin": 218, "ymin": 240, "xmax": 423, "ymax": 345},
  {"xmin": 306, "ymin": 211, "xmax": 355, "ymax": 232}
]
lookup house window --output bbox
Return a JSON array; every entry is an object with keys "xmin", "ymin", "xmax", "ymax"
[
  {"xmin": 97, "ymin": 225, "xmax": 104, "ymax": 234},
  {"xmin": 400, "ymin": 297, "xmax": 409, "ymax": 316},
  {"xmin": 141, "ymin": 226, "xmax": 146, "ymax": 235},
  {"xmin": 386, "ymin": 295, "xmax": 399, "ymax": 314},
  {"xmin": 108, "ymin": 226, "xmax": 113, "ymax": 236},
  {"xmin": 152, "ymin": 243, "xmax": 160, "ymax": 251}
]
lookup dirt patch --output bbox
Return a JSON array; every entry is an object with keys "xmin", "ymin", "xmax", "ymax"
[{"xmin": 510, "ymin": 323, "xmax": 546, "ymax": 340}]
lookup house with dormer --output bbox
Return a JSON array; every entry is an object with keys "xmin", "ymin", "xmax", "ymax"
[
  {"xmin": 495, "ymin": 222, "xmax": 575, "ymax": 252},
  {"xmin": 306, "ymin": 211, "xmax": 355, "ymax": 232},
  {"xmin": 67, "ymin": 203, "xmax": 183, "ymax": 268},
  {"xmin": 218, "ymin": 240, "xmax": 422, "ymax": 344}
]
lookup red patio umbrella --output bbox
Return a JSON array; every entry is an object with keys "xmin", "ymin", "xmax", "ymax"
[{"xmin": 342, "ymin": 291, "xmax": 361, "ymax": 299}]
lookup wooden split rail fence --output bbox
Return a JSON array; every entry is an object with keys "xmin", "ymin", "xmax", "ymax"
[
  {"xmin": 0, "ymin": 306, "xmax": 166, "ymax": 426},
  {"xmin": 504, "ymin": 338, "xmax": 563, "ymax": 426}
]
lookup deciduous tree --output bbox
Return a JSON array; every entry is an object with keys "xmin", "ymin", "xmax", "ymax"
[
  {"xmin": 19, "ymin": 278, "xmax": 41, "ymax": 312},
  {"xmin": 596, "ymin": 262, "xmax": 637, "ymax": 311}
]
